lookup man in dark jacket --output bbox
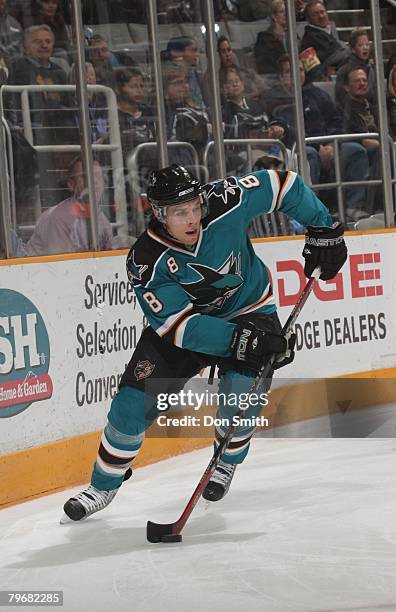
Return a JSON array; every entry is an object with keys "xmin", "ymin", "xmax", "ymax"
[
  {"xmin": 342, "ymin": 66, "xmax": 381, "ymax": 214},
  {"xmin": 6, "ymin": 24, "xmax": 68, "ymax": 209},
  {"xmin": 273, "ymin": 56, "xmax": 369, "ymax": 219},
  {"xmin": 7, "ymin": 24, "xmax": 67, "ymax": 138},
  {"xmin": 300, "ymin": 0, "xmax": 350, "ymax": 81}
]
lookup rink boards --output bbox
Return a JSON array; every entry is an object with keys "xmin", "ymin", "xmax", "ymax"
[{"xmin": 1, "ymin": 229, "xmax": 395, "ymax": 505}]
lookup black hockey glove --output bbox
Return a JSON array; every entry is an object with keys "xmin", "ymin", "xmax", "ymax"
[
  {"xmin": 303, "ymin": 222, "xmax": 347, "ymax": 281},
  {"xmin": 229, "ymin": 323, "xmax": 296, "ymax": 374}
]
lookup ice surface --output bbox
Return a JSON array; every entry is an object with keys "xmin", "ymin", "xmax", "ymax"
[{"xmin": 1, "ymin": 438, "xmax": 396, "ymax": 612}]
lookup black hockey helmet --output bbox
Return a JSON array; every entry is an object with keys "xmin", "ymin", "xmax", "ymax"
[{"xmin": 147, "ymin": 165, "xmax": 208, "ymax": 218}]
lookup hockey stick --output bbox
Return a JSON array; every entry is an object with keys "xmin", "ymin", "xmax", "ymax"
[{"xmin": 147, "ymin": 267, "xmax": 321, "ymax": 543}]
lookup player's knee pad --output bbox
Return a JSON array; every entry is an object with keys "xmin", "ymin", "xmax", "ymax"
[{"xmin": 108, "ymin": 385, "xmax": 156, "ymax": 436}]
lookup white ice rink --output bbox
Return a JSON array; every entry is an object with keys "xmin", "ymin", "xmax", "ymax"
[{"xmin": 1, "ymin": 437, "xmax": 396, "ymax": 612}]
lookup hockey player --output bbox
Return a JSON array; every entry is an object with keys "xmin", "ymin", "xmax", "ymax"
[{"xmin": 62, "ymin": 164, "xmax": 347, "ymax": 522}]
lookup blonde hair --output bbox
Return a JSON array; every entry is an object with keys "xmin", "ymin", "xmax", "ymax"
[
  {"xmin": 68, "ymin": 62, "xmax": 95, "ymax": 84},
  {"xmin": 272, "ymin": 0, "xmax": 285, "ymax": 14}
]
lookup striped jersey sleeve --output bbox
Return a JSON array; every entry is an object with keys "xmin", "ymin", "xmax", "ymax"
[{"xmin": 237, "ymin": 169, "xmax": 333, "ymax": 227}]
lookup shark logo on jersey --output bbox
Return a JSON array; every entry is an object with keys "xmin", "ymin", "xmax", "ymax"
[
  {"xmin": 205, "ymin": 176, "xmax": 242, "ymax": 207},
  {"xmin": 126, "ymin": 251, "xmax": 148, "ymax": 285},
  {"xmin": 181, "ymin": 252, "xmax": 243, "ymax": 309}
]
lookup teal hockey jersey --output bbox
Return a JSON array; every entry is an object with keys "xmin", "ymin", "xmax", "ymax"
[{"xmin": 126, "ymin": 170, "xmax": 333, "ymax": 357}]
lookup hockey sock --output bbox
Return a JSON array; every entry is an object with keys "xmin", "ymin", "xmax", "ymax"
[{"xmin": 91, "ymin": 386, "xmax": 153, "ymax": 490}]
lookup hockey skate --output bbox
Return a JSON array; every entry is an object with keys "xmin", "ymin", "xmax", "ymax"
[
  {"xmin": 202, "ymin": 460, "xmax": 237, "ymax": 502},
  {"xmin": 60, "ymin": 468, "xmax": 132, "ymax": 523}
]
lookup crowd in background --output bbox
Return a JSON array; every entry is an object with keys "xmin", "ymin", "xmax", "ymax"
[{"xmin": 0, "ymin": 0, "xmax": 396, "ymax": 257}]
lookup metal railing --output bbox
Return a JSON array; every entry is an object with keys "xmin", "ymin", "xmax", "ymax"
[
  {"xmin": 291, "ymin": 133, "xmax": 396, "ymax": 224},
  {"xmin": 0, "ymin": 84, "xmax": 128, "ymax": 242},
  {"xmin": 203, "ymin": 137, "xmax": 289, "ymax": 172}
]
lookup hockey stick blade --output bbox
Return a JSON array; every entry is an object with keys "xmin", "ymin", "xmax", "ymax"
[
  {"xmin": 146, "ymin": 268, "xmax": 320, "ymax": 542},
  {"xmin": 147, "ymin": 520, "xmax": 176, "ymax": 543}
]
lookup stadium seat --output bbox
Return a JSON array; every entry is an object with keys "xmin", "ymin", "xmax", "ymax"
[
  {"xmin": 127, "ymin": 23, "xmax": 150, "ymax": 43},
  {"xmin": 90, "ymin": 23, "xmax": 133, "ymax": 50},
  {"xmin": 157, "ymin": 24, "xmax": 184, "ymax": 46},
  {"xmin": 327, "ymin": 9, "xmax": 367, "ymax": 28},
  {"xmin": 226, "ymin": 19, "xmax": 271, "ymax": 50},
  {"xmin": 312, "ymin": 80, "xmax": 336, "ymax": 102}
]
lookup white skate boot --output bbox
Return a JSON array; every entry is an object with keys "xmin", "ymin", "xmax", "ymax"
[
  {"xmin": 202, "ymin": 459, "xmax": 237, "ymax": 502},
  {"xmin": 60, "ymin": 485, "xmax": 119, "ymax": 523},
  {"xmin": 60, "ymin": 468, "xmax": 132, "ymax": 523}
]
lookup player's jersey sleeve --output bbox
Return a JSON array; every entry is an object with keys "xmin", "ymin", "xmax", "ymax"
[
  {"xmin": 127, "ymin": 240, "xmax": 236, "ymax": 356},
  {"xmin": 236, "ymin": 169, "xmax": 333, "ymax": 227}
]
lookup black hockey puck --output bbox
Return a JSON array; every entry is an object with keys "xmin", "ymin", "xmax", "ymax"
[{"xmin": 161, "ymin": 533, "xmax": 182, "ymax": 543}]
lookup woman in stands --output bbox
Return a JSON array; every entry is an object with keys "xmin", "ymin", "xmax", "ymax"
[{"xmin": 254, "ymin": 0, "xmax": 288, "ymax": 80}]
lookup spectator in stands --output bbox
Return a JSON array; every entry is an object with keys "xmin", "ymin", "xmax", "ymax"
[
  {"xmin": 261, "ymin": 53, "xmax": 293, "ymax": 114},
  {"xmin": 24, "ymin": 0, "xmax": 69, "ymax": 52},
  {"xmin": 387, "ymin": 64, "xmax": 396, "ymax": 140},
  {"xmin": 274, "ymin": 56, "xmax": 370, "ymax": 219},
  {"xmin": 213, "ymin": 0, "xmax": 239, "ymax": 21},
  {"xmin": 163, "ymin": 61, "xmax": 247, "ymax": 177},
  {"xmin": 300, "ymin": 0, "xmax": 350, "ymax": 82},
  {"xmin": 239, "ymin": 0, "xmax": 271, "ymax": 22},
  {"xmin": 163, "ymin": 36, "xmax": 205, "ymax": 109},
  {"xmin": 6, "ymin": 24, "xmax": 68, "ymax": 207},
  {"xmin": 26, "ymin": 157, "xmax": 113, "ymax": 255},
  {"xmin": 115, "ymin": 66, "xmax": 156, "ymax": 216},
  {"xmin": 7, "ymin": 24, "xmax": 67, "ymax": 135},
  {"xmin": 161, "ymin": 37, "xmax": 184, "ymax": 65},
  {"xmin": 116, "ymin": 67, "xmax": 155, "ymax": 159},
  {"xmin": 163, "ymin": 62, "xmax": 209, "ymax": 166},
  {"xmin": 87, "ymin": 33, "xmax": 132, "ymax": 90},
  {"xmin": 54, "ymin": 61, "xmax": 108, "ymax": 157},
  {"xmin": 342, "ymin": 66, "xmax": 382, "ymax": 215},
  {"xmin": 68, "ymin": 61, "xmax": 108, "ymax": 143},
  {"xmin": 295, "ymin": 0, "xmax": 306, "ymax": 21},
  {"xmin": 203, "ymin": 36, "xmax": 264, "ymax": 105},
  {"xmin": 342, "ymin": 67, "xmax": 378, "ymax": 146},
  {"xmin": 217, "ymin": 35, "xmax": 237, "ymax": 69},
  {"xmin": 221, "ymin": 65, "xmax": 288, "ymax": 166},
  {"xmin": 335, "ymin": 29, "xmax": 375, "ymax": 107},
  {"xmin": 221, "ymin": 65, "xmax": 270, "ymax": 138},
  {"xmin": 0, "ymin": 0, "xmax": 22, "ymax": 66},
  {"xmin": 254, "ymin": 0, "xmax": 288, "ymax": 80}
]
